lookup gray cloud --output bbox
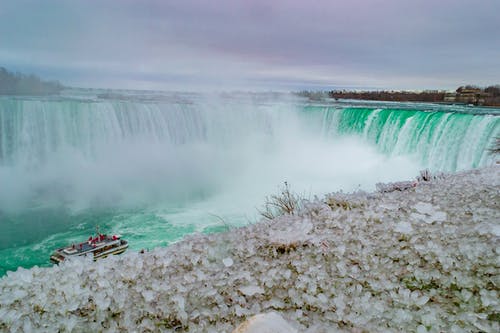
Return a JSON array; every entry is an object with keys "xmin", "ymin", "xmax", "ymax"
[{"xmin": 1, "ymin": 0, "xmax": 498, "ymax": 90}]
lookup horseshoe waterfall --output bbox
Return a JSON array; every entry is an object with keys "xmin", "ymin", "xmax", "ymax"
[{"xmin": 0, "ymin": 91, "xmax": 498, "ymax": 275}]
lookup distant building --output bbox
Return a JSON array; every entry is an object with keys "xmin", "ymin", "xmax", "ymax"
[
  {"xmin": 444, "ymin": 93, "xmax": 457, "ymax": 103},
  {"xmin": 444, "ymin": 87, "xmax": 490, "ymax": 105}
]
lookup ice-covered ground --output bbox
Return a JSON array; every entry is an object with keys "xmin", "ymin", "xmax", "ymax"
[{"xmin": 0, "ymin": 166, "xmax": 499, "ymax": 332}]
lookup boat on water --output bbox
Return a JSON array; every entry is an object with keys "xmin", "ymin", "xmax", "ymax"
[{"xmin": 50, "ymin": 231, "xmax": 128, "ymax": 264}]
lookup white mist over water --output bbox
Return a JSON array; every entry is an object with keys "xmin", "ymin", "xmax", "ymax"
[{"xmin": 0, "ymin": 95, "xmax": 420, "ymax": 216}]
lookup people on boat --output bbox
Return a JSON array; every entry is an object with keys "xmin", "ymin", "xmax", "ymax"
[{"xmin": 50, "ymin": 230, "xmax": 128, "ymax": 264}]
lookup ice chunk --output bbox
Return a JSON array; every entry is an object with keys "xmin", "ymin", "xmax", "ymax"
[
  {"xmin": 417, "ymin": 325, "xmax": 428, "ymax": 333},
  {"xmin": 431, "ymin": 211, "xmax": 447, "ymax": 222},
  {"xmin": 491, "ymin": 224, "xmax": 500, "ymax": 236},
  {"xmin": 173, "ymin": 295, "xmax": 185, "ymax": 312},
  {"xmin": 395, "ymin": 221, "xmax": 413, "ymax": 234},
  {"xmin": 413, "ymin": 202, "xmax": 447, "ymax": 223},
  {"xmin": 415, "ymin": 202, "xmax": 435, "ymax": 214},
  {"xmin": 94, "ymin": 293, "xmax": 110, "ymax": 308},
  {"xmin": 142, "ymin": 290, "xmax": 155, "ymax": 303},
  {"xmin": 232, "ymin": 312, "xmax": 298, "ymax": 333},
  {"xmin": 239, "ymin": 285, "xmax": 264, "ymax": 296},
  {"xmin": 480, "ymin": 289, "xmax": 497, "ymax": 307},
  {"xmin": 415, "ymin": 295, "xmax": 430, "ymax": 306},
  {"xmin": 223, "ymin": 257, "xmax": 234, "ymax": 267},
  {"xmin": 266, "ymin": 218, "xmax": 313, "ymax": 245}
]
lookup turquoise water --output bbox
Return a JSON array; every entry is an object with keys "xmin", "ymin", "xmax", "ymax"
[
  {"xmin": 1, "ymin": 91, "xmax": 498, "ymax": 276},
  {"xmin": 303, "ymin": 105, "xmax": 498, "ymax": 170}
]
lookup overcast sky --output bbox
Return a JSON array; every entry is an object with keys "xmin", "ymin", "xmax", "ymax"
[{"xmin": 1, "ymin": 0, "xmax": 499, "ymax": 91}]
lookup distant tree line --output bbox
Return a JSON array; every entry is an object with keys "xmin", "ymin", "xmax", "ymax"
[
  {"xmin": 295, "ymin": 85, "xmax": 500, "ymax": 107},
  {"xmin": 0, "ymin": 67, "xmax": 64, "ymax": 95},
  {"xmin": 327, "ymin": 90, "xmax": 446, "ymax": 102},
  {"xmin": 484, "ymin": 85, "xmax": 500, "ymax": 97}
]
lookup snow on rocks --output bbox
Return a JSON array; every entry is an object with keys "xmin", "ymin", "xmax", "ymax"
[{"xmin": 0, "ymin": 166, "xmax": 499, "ymax": 332}]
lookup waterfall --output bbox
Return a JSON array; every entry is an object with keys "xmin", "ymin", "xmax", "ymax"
[
  {"xmin": 306, "ymin": 106, "xmax": 499, "ymax": 171},
  {"xmin": 0, "ymin": 93, "xmax": 498, "ymax": 276},
  {"xmin": 0, "ymin": 96, "xmax": 498, "ymax": 212}
]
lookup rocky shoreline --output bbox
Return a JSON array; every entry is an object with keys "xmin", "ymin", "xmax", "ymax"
[{"xmin": 0, "ymin": 166, "xmax": 499, "ymax": 332}]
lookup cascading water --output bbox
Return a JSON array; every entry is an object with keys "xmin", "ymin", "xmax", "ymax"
[
  {"xmin": 0, "ymin": 98, "xmax": 280, "ymax": 210},
  {"xmin": 0, "ymin": 91, "xmax": 498, "ymax": 276},
  {"xmin": 303, "ymin": 106, "xmax": 499, "ymax": 171}
]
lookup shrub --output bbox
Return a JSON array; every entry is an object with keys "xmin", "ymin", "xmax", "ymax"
[{"xmin": 258, "ymin": 182, "xmax": 302, "ymax": 220}]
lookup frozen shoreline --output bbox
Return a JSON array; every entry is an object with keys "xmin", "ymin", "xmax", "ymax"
[{"xmin": 1, "ymin": 166, "xmax": 499, "ymax": 332}]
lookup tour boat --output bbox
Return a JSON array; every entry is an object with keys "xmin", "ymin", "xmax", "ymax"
[{"xmin": 50, "ymin": 232, "xmax": 128, "ymax": 264}]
